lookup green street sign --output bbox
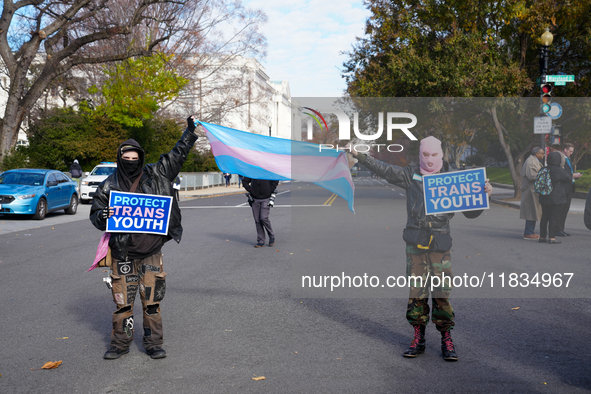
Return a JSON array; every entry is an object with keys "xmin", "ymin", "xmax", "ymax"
[
  {"xmin": 554, "ymin": 81, "xmax": 566, "ymax": 86},
  {"xmin": 545, "ymin": 75, "xmax": 575, "ymax": 83}
]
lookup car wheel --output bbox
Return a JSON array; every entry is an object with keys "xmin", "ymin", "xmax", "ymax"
[
  {"xmin": 65, "ymin": 194, "xmax": 78, "ymax": 215},
  {"xmin": 33, "ymin": 198, "xmax": 47, "ymax": 220}
]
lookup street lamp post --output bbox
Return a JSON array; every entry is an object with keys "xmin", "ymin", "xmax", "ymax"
[{"xmin": 539, "ymin": 29, "xmax": 553, "ymax": 151}]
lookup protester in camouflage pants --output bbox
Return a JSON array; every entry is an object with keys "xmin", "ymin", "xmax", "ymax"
[
  {"xmin": 109, "ymin": 252, "xmax": 166, "ymax": 351},
  {"xmin": 351, "ymin": 136, "xmax": 492, "ymax": 362},
  {"xmin": 406, "ymin": 245, "xmax": 454, "ymax": 331}
]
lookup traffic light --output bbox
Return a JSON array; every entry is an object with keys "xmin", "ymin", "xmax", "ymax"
[{"xmin": 540, "ymin": 83, "xmax": 553, "ymax": 114}]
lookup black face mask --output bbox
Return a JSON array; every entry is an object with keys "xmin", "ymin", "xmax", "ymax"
[{"xmin": 121, "ymin": 159, "xmax": 141, "ymax": 173}]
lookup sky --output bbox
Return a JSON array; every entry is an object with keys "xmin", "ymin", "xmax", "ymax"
[{"xmin": 244, "ymin": 0, "xmax": 371, "ymax": 98}]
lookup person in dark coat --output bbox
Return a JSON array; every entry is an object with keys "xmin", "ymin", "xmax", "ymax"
[
  {"xmin": 90, "ymin": 116, "xmax": 198, "ymax": 360},
  {"xmin": 538, "ymin": 151, "xmax": 572, "ymax": 244},
  {"xmin": 70, "ymin": 159, "xmax": 83, "ymax": 190},
  {"xmin": 242, "ymin": 178, "xmax": 278, "ymax": 247},
  {"xmin": 350, "ymin": 136, "xmax": 492, "ymax": 362},
  {"xmin": 556, "ymin": 143, "xmax": 583, "ymax": 236},
  {"xmin": 584, "ymin": 187, "xmax": 591, "ymax": 231}
]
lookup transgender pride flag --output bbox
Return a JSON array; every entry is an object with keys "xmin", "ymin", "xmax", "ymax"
[{"xmin": 200, "ymin": 121, "xmax": 355, "ymax": 212}]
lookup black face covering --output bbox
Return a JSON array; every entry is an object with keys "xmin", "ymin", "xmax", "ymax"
[
  {"xmin": 116, "ymin": 139, "xmax": 145, "ymax": 192},
  {"xmin": 121, "ymin": 159, "xmax": 141, "ymax": 174}
]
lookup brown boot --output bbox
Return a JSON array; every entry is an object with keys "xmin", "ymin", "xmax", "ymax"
[{"xmin": 403, "ymin": 325, "xmax": 426, "ymax": 358}]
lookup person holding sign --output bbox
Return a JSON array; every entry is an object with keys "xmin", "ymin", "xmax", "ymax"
[
  {"xmin": 90, "ymin": 116, "xmax": 199, "ymax": 360},
  {"xmin": 350, "ymin": 136, "xmax": 492, "ymax": 362}
]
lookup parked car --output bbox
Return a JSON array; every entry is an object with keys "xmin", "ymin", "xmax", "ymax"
[
  {"xmin": 0, "ymin": 169, "xmax": 79, "ymax": 220},
  {"xmin": 80, "ymin": 162, "xmax": 117, "ymax": 204}
]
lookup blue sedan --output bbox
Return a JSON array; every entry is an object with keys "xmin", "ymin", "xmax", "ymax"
[{"xmin": 0, "ymin": 169, "xmax": 79, "ymax": 220}]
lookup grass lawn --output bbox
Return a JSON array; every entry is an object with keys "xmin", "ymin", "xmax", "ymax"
[{"xmin": 485, "ymin": 166, "xmax": 591, "ymax": 193}]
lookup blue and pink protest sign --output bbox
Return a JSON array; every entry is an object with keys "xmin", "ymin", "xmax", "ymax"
[
  {"xmin": 106, "ymin": 191, "xmax": 172, "ymax": 235},
  {"xmin": 423, "ymin": 168, "xmax": 489, "ymax": 215}
]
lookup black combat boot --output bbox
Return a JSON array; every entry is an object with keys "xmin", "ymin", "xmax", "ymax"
[
  {"xmin": 441, "ymin": 331, "xmax": 458, "ymax": 361},
  {"xmin": 403, "ymin": 325, "xmax": 426, "ymax": 358}
]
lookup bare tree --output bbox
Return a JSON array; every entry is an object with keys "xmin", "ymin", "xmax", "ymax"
[{"xmin": 0, "ymin": 0, "xmax": 267, "ymax": 164}]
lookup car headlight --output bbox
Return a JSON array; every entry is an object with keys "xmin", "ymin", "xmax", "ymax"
[
  {"xmin": 81, "ymin": 181, "xmax": 89, "ymax": 185},
  {"xmin": 17, "ymin": 194, "xmax": 36, "ymax": 200}
]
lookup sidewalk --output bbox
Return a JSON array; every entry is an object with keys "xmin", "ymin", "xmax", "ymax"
[{"xmin": 490, "ymin": 182, "xmax": 587, "ymax": 214}]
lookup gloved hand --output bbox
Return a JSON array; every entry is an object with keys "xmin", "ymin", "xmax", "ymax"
[
  {"xmin": 246, "ymin": 193, "xmax": 254, "ymax": 207},
  {"xmin": 268, "ymin": 192, "xmax": 277, "ymax": 207},
  {"xmin": 100, "ymin": 207, "xmax": 111, "ymax": 220},
  {"xmin": 187, "ymin": 116, "xmax": 196, "ymax": 132}
]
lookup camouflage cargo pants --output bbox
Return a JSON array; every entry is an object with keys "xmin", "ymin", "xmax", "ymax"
[
  {"xmin": 405, "ymin": 244, "xmax": 454, "ymax": 332},
  {"xmin": 109, "ymin": 252, "xmax": 167, "ymax": 350}
]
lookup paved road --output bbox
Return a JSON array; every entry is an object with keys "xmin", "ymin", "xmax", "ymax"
[{"xmin": 1, "ymin": 178, "xmax": 590, "ymax": 393}]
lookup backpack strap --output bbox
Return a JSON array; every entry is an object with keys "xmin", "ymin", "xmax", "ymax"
[{"xmin": 129, "ymin": 171, "xmax": 143, "ymax": 193}]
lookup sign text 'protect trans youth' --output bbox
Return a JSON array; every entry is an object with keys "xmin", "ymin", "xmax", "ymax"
[{"xmin": 106, "ymin": 191, "xmax": 173, "ymax": 235}]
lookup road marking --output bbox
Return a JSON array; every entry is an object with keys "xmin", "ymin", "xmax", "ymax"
[{"xmin": 323, "ymin": 193, "xmax": 338, "ymax": 206}]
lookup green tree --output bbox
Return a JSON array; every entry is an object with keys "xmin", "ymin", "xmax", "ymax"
[
  {"xmin": 343, "ymin": 0, "xmax": 591, "ymax": 197},
  {"xmin": 92, "ymin": 53, "xmax": 189, "ymax": 128},
  {"xmin": 3, "ymin": 107, "xmax": 127, "ymax": 171}
]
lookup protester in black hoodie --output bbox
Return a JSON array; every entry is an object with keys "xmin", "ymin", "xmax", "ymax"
[
  {"xmin": 243, "ymin": 178, "xmax": 278, "ymax": 248},
  {"xmin": 538, "ymin": 151, "xmax": 572, "ymax": 244},
  {"xmin": 90, "ymin": 116, "xmax": 198, "ymax": 360}
]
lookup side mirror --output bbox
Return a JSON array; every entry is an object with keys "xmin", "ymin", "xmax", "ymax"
[{"xmin": 84, "ymin": 172, "xmax": 90, "ymax": 176}]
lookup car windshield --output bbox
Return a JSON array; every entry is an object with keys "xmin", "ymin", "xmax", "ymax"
[
  {"xmin": 0, "ymin": 172, "xmax": 45, "ymax": 186},
  {"xmin": 91, "ymin": 166, "xmax": 116, "ymax": 176}
]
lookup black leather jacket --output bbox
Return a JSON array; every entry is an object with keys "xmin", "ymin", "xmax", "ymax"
[
  {"xmin": 360, "ymin": 154, "xmax": 483, "ymax": 249},
  {"xmin": 90, "ymin": 129, "xmax": 198, "ymax": 260}
]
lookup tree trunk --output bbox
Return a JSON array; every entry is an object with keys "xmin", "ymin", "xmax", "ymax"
[{"xmin": 490, "ymin": 107, "xmax": 521, "ymax": 199}]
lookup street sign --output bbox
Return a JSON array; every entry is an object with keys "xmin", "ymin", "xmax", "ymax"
[
  {"xmin": 554, "ymin": 81, "xmax": 566, "ymax": 86},
  {"xmin": 545, "ymin": 75, "xmax": 575, "ymax": 83},
  {"xmin": 534, "ymin": 116, "xmax": 552, "ymax": 134},
  {"xmin": 548, "ymin": 103, "xmax": 562, "ymax": 119}
]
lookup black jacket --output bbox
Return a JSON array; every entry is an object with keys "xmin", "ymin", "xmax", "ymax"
[
  {"xmin": 243, "ymin": 178, "xmax": 278, "ymax": 199},
  {"xmin": 539, "ymin": 152, "xmax": 571, "ymax": 206},
  {"xmin": 70, "ymin": 162, "xmax": 83, "ymax": 178},
  {"xmin": 90, "ymin": 128, "xmax": 198, "ymax": 260},
  {"xmin": 359, "ymin": 154, "xmax": 483, "ymax": 250},
  {"xmin": 585, "ymin": 187, "xmax": 591, "ymax": 231}
]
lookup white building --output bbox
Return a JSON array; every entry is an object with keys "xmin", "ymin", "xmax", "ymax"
[{"xmin": 171, "ymin": 55, "xmax": 296, "ymax": 142}]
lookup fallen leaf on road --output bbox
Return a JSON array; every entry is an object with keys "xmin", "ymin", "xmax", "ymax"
[
  {"xmin": 252, "ymin": 375, "xmax": 265, "ymax": 381},
  {"xmin": 306, "ymin": 249, "xmax": 310, "ymax": 252},
  {"xmin": 511, "ymin": 307, "xmax": 520, "ymax": 310},
  {"xmin": 56, "ymin": 337, "xmax": 68, "ymax": 339},
  {"xmin": 40, "ymin": 361, "xmax": 62, "ymax": 369}
]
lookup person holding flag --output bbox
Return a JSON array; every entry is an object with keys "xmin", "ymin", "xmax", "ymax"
[
  {"xmin": 90, "ymin": 116, "xmax": 199, "ymax": 360},
  {"xmin": 350, "ymin": 136, "xmax": 492, "ymax": 362}
]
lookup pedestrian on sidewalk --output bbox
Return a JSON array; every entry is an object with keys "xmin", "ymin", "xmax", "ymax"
[
  {"xmin": 238, "ymin": 174, "xmax": 244, "ymax": 188},
  {"xmin": 224, "ymin": 173, "xmax": 231, "ymax": 187},
  {"xmin": 538, "ymin": 151, "xmax": 572, "ymax": 244},
  {"xmin": 556, "ymin": 143, "xmax": 583, "ymax": 236},
  {"xmin": 90, "ymin": 116, "xmax": 199, "ymax": 360},
  {"xmin": 70, "ymin": 159, "xmax": 83, "ymax": 191},
  {"xmin": 520, "ymin": 147, "xmax": 544, "ymax": 240},
  {"xmin": 243, "ymin": 177, "xmax": 278, "ymax": 247},
  {"xmin": 350, "ymin": 136, "xmax": 492, "ymax": 362}
]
